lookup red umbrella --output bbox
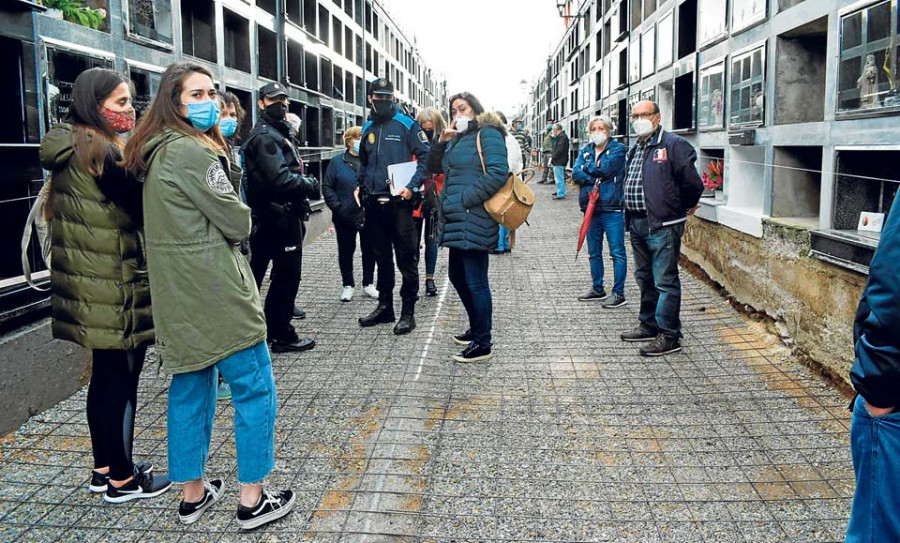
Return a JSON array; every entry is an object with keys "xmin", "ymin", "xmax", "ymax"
[{"xmin": 576, "ymin": 179, "xmax": 601, "ymax": 260}]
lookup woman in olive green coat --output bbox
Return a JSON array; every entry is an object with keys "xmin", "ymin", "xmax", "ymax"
[
  {"xmin": 123, "ymin": 62, "xmax": 294, "ymax": 529},
  {"xmin": 39, "ymin": 68, "xmax": 169, "ymax": 502}
]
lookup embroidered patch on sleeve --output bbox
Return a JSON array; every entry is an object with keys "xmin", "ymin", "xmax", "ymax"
[
  {"xmin": 206, "ymin": 162, "xmax": 234, "ymax": 194},
  {"xmin": 417, "ymin": 130, "xmax": 429, "ymax": 144}
]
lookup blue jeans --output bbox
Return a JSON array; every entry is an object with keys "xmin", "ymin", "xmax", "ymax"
[
  {"xmin": 629, "ymin": 215, "xmax": 684, "ymax": 338},
  {"xmin": 553, "ymin": 166, "xmax": 566, "ymax": 197},
  {"xmin": 448, "ymin": 248, "xmax": 492, "ymax": 347},
  {"xmin": 587, "ymin": 210, "xmax": 627, "ymax": 296},
  {"xmin": 497, "ymin": 226, "xmax": 511, "ymax": 251},
  {"xmin": 168, "ymin": 340, "xmax": 276, "ymax": 484},
  {"xmin": 847, "ymin": 394, "xmax": 900, "ymax": 542}
]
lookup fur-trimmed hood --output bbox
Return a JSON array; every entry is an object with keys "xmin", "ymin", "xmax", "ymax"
[{"xmin": 473, "ymin": 112, "xmax": 508, "ymax": 138}]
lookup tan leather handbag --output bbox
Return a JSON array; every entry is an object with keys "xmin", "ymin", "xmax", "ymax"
[{"xmin": 476, "ymin": 131, "xmax": 536, "ymax": 230}]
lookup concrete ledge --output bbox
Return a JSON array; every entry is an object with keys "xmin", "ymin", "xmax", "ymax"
[{"xmin": 716, "ymin": 206, "xmax": 765, "ymax": 238}]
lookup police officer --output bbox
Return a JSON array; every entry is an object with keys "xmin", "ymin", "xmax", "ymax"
[
  {"xmin": 242, "ymin": 82, "xmax": 319, "ymax": 352},
  {"xmin": 358, "ymin": 78, "xmax": 430, "ymax": 334}
]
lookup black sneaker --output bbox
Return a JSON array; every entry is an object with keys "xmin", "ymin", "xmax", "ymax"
[
  {"xmin": 90, "ymin": 462, "xmax": 153, "ymax": 493},
  {"xmin": 292, "ymin": 307, "xmax": 306, "ymax": 320},
  {"xmin": 602, "ymin": 293, "xmax": 628, "ymax": 308},
  {"xmin": 425, "ymin": 278, "xmax": 437, "ymax": 297},
  {"xmin": 179, "ymin": 479, "xmax": 224, "ymax": 525},
  {"xmin": 104, "ymin": 468, "xmax": 172, "ymax": 503},
  {"xmin": 237, "ymin": 489, "xmax": 295, "ymax": 530},
  {"xmin": 453, "ymin": 343, "xmax": 492, "ymax": 363},
  {"xmin": 270, "ymin": 337, "xmax": 316, "ymax": 352},
  {"xmin": 620, "ymin": 324, "xmax": 658, "ymax": 342},
  {"xmin": 577, "ymin": 288, "xmax": 608, "ymax": 301},
  {"xmin": 640, "ymin": 335, "xmax": 682, "ymax": 357},
  {"xmin": 453, "ymin": 330, "xmax": 474, "ymax": 346}
]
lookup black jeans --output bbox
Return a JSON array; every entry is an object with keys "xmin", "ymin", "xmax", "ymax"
[
  {"xmin": 250, "ymin": 222, "xmax": 305, "ymax": 341},
  {"xmin": 87, "ymin": 346, "xmax": 147, "ymax": 480},
  {"xmin": 447, "ymin": 248, "xmax": 493, "ymax": 347},
  {"xmin": 365, "ymin": 200, "xmax": 419, "ymax": 304},
  {"xmin": 334, "ymin": 218, "xmax": 376, "ymax": 287},
  {"xmin": 628, "ymin": 215, "xmax": 684, "ymax": 338}
]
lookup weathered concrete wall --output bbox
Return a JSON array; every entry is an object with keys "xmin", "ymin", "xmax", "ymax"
[{"xmin": 682, "ymin": 216, "xmax": 866, "ymax": 385}]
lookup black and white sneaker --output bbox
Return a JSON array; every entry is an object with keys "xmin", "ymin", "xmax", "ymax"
[
  {"xmin": 602, "ymin": 293, "xmax": 628, "ymax": 308},
  {"xmin": 452, "ymin": 343, "xmax": 492, "ymax": 363},
  {"xmin": 577, "ymin": 288, "xmax": 608, "ymax": 301},
  {"xmin": 453, "ymin": 330, "xmax": 474, "ymax": 345},
  {"xmin": 103, "ymin": 468, "xmax": 172, "ymax": 504},
  {"xmin": 237, "ymin": 489, "xmax": 295, "ymax": 530},
  {"xmin": 179, "ymin": 479, "xmax": 224, "ymax": 525},
  {"xmin": 90, "ymin": 462, "xmax": 153, "ymax": 493}
]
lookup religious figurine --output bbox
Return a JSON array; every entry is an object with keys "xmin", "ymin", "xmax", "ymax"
[{"xmin": 858, "ymin": 54, "xmax": 880, "ymax": 109}]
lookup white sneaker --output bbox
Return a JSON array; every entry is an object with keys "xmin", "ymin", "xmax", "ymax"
[
  {"xmin": 362, "ymin": 284, "xmax": 379, "ymax": 299},
  {"xmin": 340, "ymin": 286, "xmax": 354, "ymax": 302}
]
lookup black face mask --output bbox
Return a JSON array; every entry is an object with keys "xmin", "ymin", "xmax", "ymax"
[
  {"xmin": 424, "ymin": 129, "xmax": 435, "ymax": 142},
  {"xmin": 264, "ymin": 102, "xmax": 287, "ymax": 121},
  {"xmin": 371, "ymin": 100, "xmax": 394, "ymax": 120}
]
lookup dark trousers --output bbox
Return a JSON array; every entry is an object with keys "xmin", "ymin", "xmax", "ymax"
[
  {"xmin": 366, "ymin": 200, "xmax": 419, "ymax": 304},
  {"xmin": 250, "ymin": 223, "xmax": 305, "ymax": 341},
  {"xmin": 414, "ymin": 214, "xmax": 439, "ymax": 277},
  {"xmin": 334, "ymin": 219, "xmax": 376, "ymax": 287},
  {"xmin": 87, "ymin": 346, "xmax": 147, "ymax": 480},
  {"xmin": 541, "ymin": 153, "xmax": 552, "ymax": 181},
  {"xmin": 448, "ymin": 248, "xmax": 492, "ymax": 347},
  {"xmin": 628, "ymin": 214, "xmax": 684, "ymax": 338}
]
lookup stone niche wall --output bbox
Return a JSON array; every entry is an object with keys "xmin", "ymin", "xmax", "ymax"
[{"xmin": 682, "ymin": 217, "xmax": 866, "ymax": 385}]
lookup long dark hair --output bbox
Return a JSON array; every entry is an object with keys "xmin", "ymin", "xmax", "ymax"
[
  {"xmin": 447, "ymin": 91, "xmax": 485, "ymax": 122},
  {"xmin": 69, "ymin": 68, "xmax": 129, "ymax": 176},
  {"xmin": 124, "ymin": 62, "xmax": 225, "ymax": 173}
]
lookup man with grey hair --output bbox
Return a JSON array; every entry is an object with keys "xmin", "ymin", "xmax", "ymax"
[
  {"xmin": 572, "ymin": 115, "xmax": 628, "ymax": 306},
  {"xmin": 620, "ymin": 100, "xmax": 703, "ymax": 356},
  {"xmin": 550, "ymin": 123, "xmax": 570, "ymax": 199}
]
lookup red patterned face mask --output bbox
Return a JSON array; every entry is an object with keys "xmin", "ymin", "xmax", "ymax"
[{"xmin": 100, "ymin": 107, "xmax": 136, "ymax": 133}]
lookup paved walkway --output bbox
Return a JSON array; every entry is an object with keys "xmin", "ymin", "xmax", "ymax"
[{"xmin": 0, "ymin": 172, "xmax": 854, "ymax": 542}]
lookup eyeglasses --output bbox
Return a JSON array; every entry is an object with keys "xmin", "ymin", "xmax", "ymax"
[{"xmin": 630, "ymin": 112, "xmax": 657, "ymax": 121}]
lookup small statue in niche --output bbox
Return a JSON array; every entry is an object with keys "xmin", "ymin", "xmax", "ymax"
[{"xmin": 858, "ymin": 54, "xmax": 880, "ymax": 109}]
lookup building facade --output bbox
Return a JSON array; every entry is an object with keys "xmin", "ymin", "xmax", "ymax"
[
  {"xmin": 525, "ymin": 0, "xmax": 900, "ymax": 382},
  {"xmin": 0, "ymin": 0, "xmax": 448, "ymax": 322}
]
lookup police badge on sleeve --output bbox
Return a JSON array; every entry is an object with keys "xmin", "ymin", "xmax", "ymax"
[{"xmin": 206, "ymin": 162, "xmax": 234, "ymax": 194}]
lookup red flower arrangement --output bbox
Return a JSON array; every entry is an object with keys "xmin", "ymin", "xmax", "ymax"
[{"xmin": 702, "ymin": 160, "xmax": 724, "ymax": 191}]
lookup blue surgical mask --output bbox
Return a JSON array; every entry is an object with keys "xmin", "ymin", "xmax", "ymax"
[
  {"xmin": 183, "ymin": 100, "xmax": 220, "ymax": 132},
  {"xmin": 352, "ymin": 139, "xmax": 361, "ymax": 154},
  {"xmin": 219, "ymin": 117, "xmax": 238, "ymax": 138}
]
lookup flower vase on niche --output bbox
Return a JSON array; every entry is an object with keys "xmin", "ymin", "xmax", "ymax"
[{"xmin": 702, "ymin": 160, "xmax": 724, "ymax": 200}]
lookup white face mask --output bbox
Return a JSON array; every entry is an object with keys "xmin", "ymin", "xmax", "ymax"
[
  {"xmin": 632, "ymin": 118, "xmax": 654, "ymax": 138},
  {"xmin": 454, "ymin": 115, "xmax": 470, "ymax": 134},
  {"xmin": 589, "ymin": 132, "xmax": 608, "ymax": 147}
]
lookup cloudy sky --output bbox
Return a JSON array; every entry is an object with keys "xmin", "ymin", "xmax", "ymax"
[{"xmin": 381, "ymin": 0, "xmax": 568, "ymax": 116}]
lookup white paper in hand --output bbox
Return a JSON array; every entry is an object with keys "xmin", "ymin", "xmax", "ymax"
[{"xmin": 387, "ymin": 161, "xmax": 417, "ymax": 196}]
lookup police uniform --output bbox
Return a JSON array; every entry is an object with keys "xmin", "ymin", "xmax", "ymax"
[
  {"xmin": 242, "ymin": 82, "xmax": 320, "ymax": 351},
  {"xmin": 358, "ymin": 78, "xmax": 431, "ymax": 334}
]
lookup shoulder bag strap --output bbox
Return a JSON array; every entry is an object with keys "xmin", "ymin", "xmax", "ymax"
[{"xmin": 476, "ymin": 130, "xmax": 486, "ymax": 174}]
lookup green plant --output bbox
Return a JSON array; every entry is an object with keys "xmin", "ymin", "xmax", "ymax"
[{"xmin": 43, "ymin": 0, "xmax": 106, "ymax": 30}]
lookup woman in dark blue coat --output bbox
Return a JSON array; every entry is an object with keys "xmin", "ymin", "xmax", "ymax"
[
  {"xmin": 322, "ymin": 126, "xmax": 378, "ymax": 302},
  {"xmin": 427, "ymin": 92, "xmax": 508, "ymax": 362}
]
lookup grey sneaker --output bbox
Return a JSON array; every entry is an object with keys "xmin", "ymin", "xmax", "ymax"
[
  {"xmin": 602, "ymin": 293, "xmax": 627, "ymax": 308},
  {"xmin": 577, "ymin": 288, "xmax": 608, "ymax": 301},
  {"xmin": 640, "ymin": 334, "xmax": 682, "ymax": 357},
  {"xmin": 620, "ymin": 324, "xmax": 658, "ymax": 342}
]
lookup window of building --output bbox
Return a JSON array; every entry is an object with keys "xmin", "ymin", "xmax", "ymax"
[
  {"xmin": 224, "ymin": 10, "xmax": 251, "ymax": 73},
  {"xmin": 641, "ymin": 87, "xmax": 656, "ymax": 102},
  {"xmin": 732, "ymin": 0, "xmax": 766, "ymax": 34},
  {"xmin": 322, "ymin": 106, "xmax": 334, "ymax": 145},
  {"xmin": 332, "ymin": 17, "xmax": 342, "ymax": 54},
  {"xmin": 287, "ymin": 39, "xmax": 304, "ymax": 88},
  {"xmin": 730, "ymin": 46, "xmax": 765, "ymax": 126},
  {"xmin": 678, "ymin": 0, "xmax": 698, "ymax": 59},
  {"xmin": 303, "ymin": 0, "xmax": 317, "ymax": 32},
  {"xmin": 128, "ymin": 64, "xmax": 162, "ymax": 120},
  {"xmin": 631, "ymin": 0, "xmax": 641, "ymax": 31},
  {"xmin": 344, "ymin": 71, "xmax": 354, "ymax": 104},
  {"xmin": 657, "ymin": 11, "xmax": 674, "ymax": 69},
  {"xmin": 47, "ymin": 48, "xmax": 113, "ymax": 125},
  {"xmin": 673, "ymin": 71, "xmax": 695, "ymax": 130},
  {"xmin": 318, "ymin": 5, "xmax": 329, "ymax": 44},
  {"xmin": 305, "ymin": 50, "xmax": 319, "ymax": 91},
  {"xmin": 629, "ymin": 38, "xmax": 641, "ymax": 83},
  {"xmin": 257, "ymin": 0, "xmax": 276, "ymax": 15},
  {"xmin": 618, "ymin": 48, "xmax": 628, "ymax": 88},
  {"xmin": 698, "ymin": 0, "xmax": 727, "ymax": 47},
  {"xmin": 257, "ymin": 25, "xmax": 278, "ymax": 80},
  {"xmin": 837, "ymin": 0, "xmax": 900, "ymax": 114},
  {"xmin": 345, "ymin": 28, "xmax": 353, "ymax": 61},
  {"xmin": 333, "ymin": 65, "xmax": 343, "ymax": 99},
  {"xmin": 698, "ymin": 61, "xmax": 725, "ymax": 130},
  {"xmin": 321, "ymin": 56, "xmax": 333, "ymax": 98},
  {"xmin": 126, "ymin": 0, "xmax": 174, "ymax": 46},
  {"xmin": 644, "ymin": 0, "xmax": 656, "ymax": 19},
  {"xmin": 305, "ymin": 105, "xmax": 320, "ymax": 146},
  {"xmin": 181, "ymin": 0, "xmax": 216, "ymax": 63},
  {"xmin": 641, "ymin": 28, "xmax": 655, "ymax": 78}
]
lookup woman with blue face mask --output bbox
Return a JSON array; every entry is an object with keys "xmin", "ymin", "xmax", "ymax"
[
  {"xmin": 321, "ymin": 126, "xmax": 378, "ymax": 302},
  {"xmin": 123, "ymin": 62, "xmax": 294, "ymax": 530}
]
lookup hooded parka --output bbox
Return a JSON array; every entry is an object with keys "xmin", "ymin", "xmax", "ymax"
[
  {"xmin": 140, "ymin": 129, "xmax": 266, "ymax": 374},
  {"xmin": 39, "ymin": 123, "xmax": 153, "ymax": 350}
]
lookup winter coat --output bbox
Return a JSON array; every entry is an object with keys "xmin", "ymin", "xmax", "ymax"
[
  {"xmin": 850, "ymin": 191, "xmax": 900, "ymax": 409},
  {"xmin": 571, "ymin": 140, "xmax": 627, "ymax": 213},
  {"xmin": 625, "ymin": 127, "xmax": 704, "ymax": 229},
  {"xmin": 141, "ymin": 129, "xmax": 266, "ymax": 375},
  {"xmin": 322, "ymin": 150, "xmax": 364, "ymax": 227},
  {"xmin": 551, "ymin": 131, "xmax": 570, "ymax": 166},
  {"xmin": 542, "ymin": 131, "xmax": 553, "ymax": 154},
  {"xmin": 359, "ymin": 105, "xmax": 431, "ymax": 197},
  {"xmin": 39, "ymin": 123, "xmax": 153, "ymax": 350},
  {"xmin": 242, "ymin": 116, "xmax": 320, "ymax": 246},
  {"xmin": 427, "ymin": 113, "xmax": 509, "ymax": 252}
]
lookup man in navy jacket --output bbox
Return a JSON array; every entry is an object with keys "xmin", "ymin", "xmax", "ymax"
[
  {"xmin": 846, "ymin": 191, "xmax": 900, "ymax": 542},
  {"xmin": 620, "ymin": 100, "xmax": 703, "ymax": 356}
]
